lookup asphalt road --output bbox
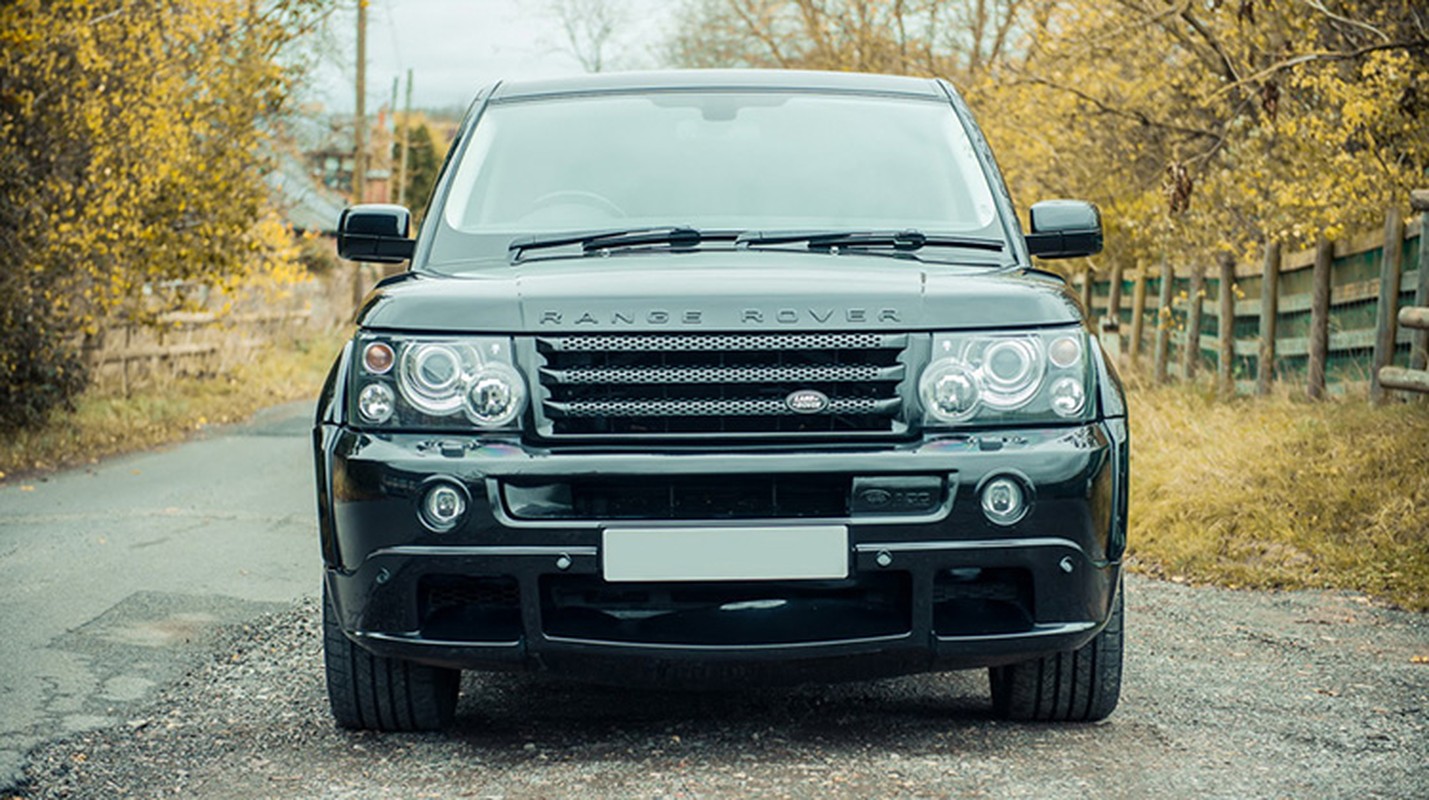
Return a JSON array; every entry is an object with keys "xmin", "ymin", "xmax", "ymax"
[
  {"xmin": 2, "ymin": 402, "xmax": 1427, "ymax": 798},
  {"xmin": 0, "ymin": 402, "xmax": 319, "ymax": 789}
]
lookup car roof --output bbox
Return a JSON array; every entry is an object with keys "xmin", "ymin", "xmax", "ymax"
[{"xmin": 490, "ymin": 69, "xmax": 946, "ymax": 101}]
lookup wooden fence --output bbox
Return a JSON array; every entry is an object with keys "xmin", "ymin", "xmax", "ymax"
[
  {"xmin": 82, "ymin": 269, "xmax": 359, "ymax": 395},
  {"xmin": 1076, "ymin": 196, "xmax": 1429, "ymax": 402}
]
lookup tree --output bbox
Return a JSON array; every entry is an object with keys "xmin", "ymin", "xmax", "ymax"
[
  {"xmin": 548, "ymin": 0, "xmax": 627, "ymax": 72},
  {"xmin": 665, "ymin": 1, "xmax": 1429, "ymax": 266},
  {"xmin": 393, "ymin": 122, "xmax": 443, "ymax": 222},
  {"xmin": 0, "ymin": 0, "xmax": 327, "ymax": 429},
  {"xmin": 996, "ymin": 0, "xmax": 1429, "ymax": 262}
]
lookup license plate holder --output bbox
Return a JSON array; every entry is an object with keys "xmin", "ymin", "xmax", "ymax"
[{"xmin": 601, "ymin": 525, "xmax": 849, "ymax": 582}]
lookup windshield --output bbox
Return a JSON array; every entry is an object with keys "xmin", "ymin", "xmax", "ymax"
[{"xmin": 429, "ymin": 91, "xmax": 1004, "ymax": 266}]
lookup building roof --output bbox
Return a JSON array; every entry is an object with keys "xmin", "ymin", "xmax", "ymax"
[{"xmin": 267, "ymin": 152, "xmax": 348, "ymax": 234}]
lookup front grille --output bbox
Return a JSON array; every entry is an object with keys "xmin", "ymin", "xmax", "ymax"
[
  {"xmin": 503, "ymin": 474, "xmax": 850, "ymax": 520},
  {"xmin": 541, "ymin": 574, "xmax": 911, "ymax": 646},
  {"xmin": 535, "ymin": 333, "xmax": 909, "ymax": 438}
]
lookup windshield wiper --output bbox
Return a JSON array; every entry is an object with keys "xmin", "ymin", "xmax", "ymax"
[
  {"xmin": 735, "ymin": 229, "xmax": 1004, "ymax": 253},
  {"xmin": 509, "ymin": 227, "xmax": 736, "ymax": 261}
]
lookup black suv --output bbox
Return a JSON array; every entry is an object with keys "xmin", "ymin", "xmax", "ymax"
[{"xmin": 316, "ymin": 69, "xmax": 1127, "ymax": 731}]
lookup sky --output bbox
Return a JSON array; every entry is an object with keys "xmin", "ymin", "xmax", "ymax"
[{"xmin": 307, "ymin": 0, "xmax": 676, "ymax": 113}]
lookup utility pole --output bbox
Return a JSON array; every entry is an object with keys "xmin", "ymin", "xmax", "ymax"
[
  {"xmin": 387, "ymin": 75, "xmax": 398, "ymax": 203},
  {"xmin": 350, "ymin": 0, "xmax": 369, "ymax": 314},
  {"xmin": 353, "ymin": 0, "xmax": 367, "ymax": 206},
  {"xmin": 398, "ymin": 69, "xmax": 413, "ymax": 207}
]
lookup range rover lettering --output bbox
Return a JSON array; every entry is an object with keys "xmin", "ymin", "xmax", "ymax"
[{"xmin": 315, "ymin": 70, "xmax": 1128, "ymax": 731}]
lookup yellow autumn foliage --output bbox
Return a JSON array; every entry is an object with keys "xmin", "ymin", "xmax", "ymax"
[
  {"xmin": 0, "ymin": 0, "xmax": 325, "ymax": 429},
  {"xmin": 668, "ymin": 1, "xmax": 1429, "ymax": 266}
]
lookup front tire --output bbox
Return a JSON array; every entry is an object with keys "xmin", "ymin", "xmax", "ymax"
[
  {"xmin": 323, "ymin": 583, "xmax": 460, "ymax": 731},
  {"xmin": 989, "ymin": 581, "xmax": 1124, "ymax": 722}
]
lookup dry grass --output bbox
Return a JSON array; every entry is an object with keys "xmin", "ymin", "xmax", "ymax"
[
  {"xmin": 1126, "ymin": 375, "xmax": 1429, "ymax": 610},
  {"xmin": 0, "ymin": 331, "xmax": 346, "ymax": 481}
]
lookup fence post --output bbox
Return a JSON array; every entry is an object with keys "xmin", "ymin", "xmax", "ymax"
[
  {"xmin": 1217, "ymin": 252, "xmax": 1236, "ymax": 398},
  {"xmin": 1080, "ymin": 261, "xmax": 1095, "ymax": 321},
  {"xmin": 1184, "ymin": 262, "xmax": 1204, "ymax": 380},
  {"xmin": 1129, "ymin": 262, "xmax": 1148, "ymax": 365},
  {"xmin": 1154, "ymin": 260, "xmax": 1174, "ymax": 383},
  {"xmin": 1370, "ymin": 207, "xmax": 1404, "ymax": 405},
  {"xmin": 1256, "ymin": 240, "xmax": 1281, "ymax": 396},
  {"xmin": 1106, "ymin": 262, "xmax": 1124, "ymax": 327},
  {"xmin": 1412, "ymin": 191, "xmax": 1429, "ymax": 375},
  {"xmin": 120, "ymin": 325, "xmax": 131, "ymax": 399},
  {"xmin": 1307, "ymin": 237, "xmax": 1333, "ymax": 399}
]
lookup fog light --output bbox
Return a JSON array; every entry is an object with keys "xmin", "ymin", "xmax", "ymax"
[
  {"xmin": 420, "ymin": 482, "xmax": 467, "ymax": 532},
  {"xmin": 357, "ymin": 383, "xmax": 394, "ymax": 424},
  {"xmin": 981, "ymin": 476, "xmax": 1028, "ymax": 526}
]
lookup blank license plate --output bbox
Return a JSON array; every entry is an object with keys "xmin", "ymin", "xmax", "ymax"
[{"xmin": 602, "ymin": 526, "xmax": 849, "ymax": 582}]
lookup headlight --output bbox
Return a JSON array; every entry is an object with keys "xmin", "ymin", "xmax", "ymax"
[
  {"xmin": 465, "ymin": 363, "xmax": 525, "ymax": 427},
  {"xmin": 357, "ymin": 382, "xmax": 396, "ymax": 424},
  {"xmin": 920, "ymin": 361, "xmax": 980, "ymax": 421},
  {"xmin": 350, "ymin": 335, "xmax": 527, "ymax": 430},
  {"xmin": 919, "ymin": 329, "xmax": 1091, "ymax": 426},
  {"xmin": 399, "ymin": 343, "xmax": 479, "ymax": 415},
  {"xmin": 980, "ymin": 337, "xmax": 1045, "ymax": 409}
]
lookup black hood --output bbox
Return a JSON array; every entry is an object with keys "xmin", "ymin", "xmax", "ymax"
[{"xmin": 356, "ymin": 252, "xmax": 1082, "ymax": 333}]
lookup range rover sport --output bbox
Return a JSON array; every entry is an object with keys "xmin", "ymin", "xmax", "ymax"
[{"xmin": 316, "ymin": 69, "xmax": 1128, "ymax": 731}]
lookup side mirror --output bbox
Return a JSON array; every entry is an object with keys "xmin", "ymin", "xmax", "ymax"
[
  {"xmin": 1025, "ymin": 200, "xmax": 1103, "ymax": 259},
  {"xmin": 337, "ymin": 204, "xmax": 415, "ymax": 263}
]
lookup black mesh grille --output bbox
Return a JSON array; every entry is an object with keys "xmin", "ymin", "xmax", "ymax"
[
  {"xmin": 504, "ymin": 474, "xmax": 851, "ymax": 520},
  {"xmin": 535, "ymin": 333, "xmax": 909, "ymax": 438},
  {"xmin": 418, "ymin": 576, "xmax": 522, "ymax": 642},
  {"xmin": 423, "ymin": 576, "xmax": 520, "ymax": 609},
  {"xmin": 546, "ymin": 363, "xmax": 898, "ymax": 385},
  {"xmin": 544, "ymin": 333, "xmax": 898, "ymax": 352},
  {"xmin": 541, "ymin": 573, "xmax": 912, "ymax": 645}
]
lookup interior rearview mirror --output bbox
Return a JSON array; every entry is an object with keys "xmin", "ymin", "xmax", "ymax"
[
  {"xmin": 1025, "ymin": 200, "xmax": 1103, "ymax": 259},
  {"xmin": 337, "ymin": 204, "xmax": 416, "ymax": 263}
]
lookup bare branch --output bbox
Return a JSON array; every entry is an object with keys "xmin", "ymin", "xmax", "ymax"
[
  {"xmin": 727, "ymin": 0, "xmax": 793, "ymax": 68},
  {"xmin": 548, "ymin": 0, "xmax": 625, "ymax": 73},
  {"xmin": 1010, "ymin": 74, "xmax": 1225, "ymax": 143},
  {"xmin": 1301, "ymin": 0, "xmax": 1391, "ymax": 43},
  {"xmin": 1177, "ymin": 5, "xmax": 1242, "ymax": 85},
  {"xmin": 1212, "ymin": 38, "xmax": 1429, "ymax": 99}
]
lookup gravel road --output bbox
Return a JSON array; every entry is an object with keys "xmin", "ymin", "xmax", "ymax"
[{"xmin": 10, "ymin": 574, "xmax": 1427, "ymax": 799}]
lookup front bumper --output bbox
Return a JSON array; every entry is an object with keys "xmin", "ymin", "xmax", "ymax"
[{"xmin": 316, "ymin": 421, "xmax": 1128, "ymax": 682}]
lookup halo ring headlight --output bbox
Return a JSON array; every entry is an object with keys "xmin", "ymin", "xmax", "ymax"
[
  {"xmin": 920, "ymin": 330, "xmax": 1088, "ymax": 426},
  {"xmin": 399, "ymin": 343, "xmax": 474, "ymax": 415},
  {"xmin": 979, "ymin": 337, "xmax": 1045, "ymax": 409},
  {"xmin": 412, "ymin": 345, "xmax": 462, "ymax": 393},
  {"xmin": 984, "ymin": 339, "xmax": 1036, "ymax": 387}
]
